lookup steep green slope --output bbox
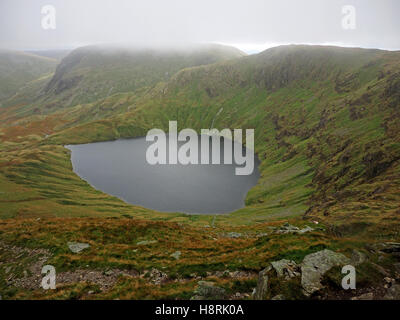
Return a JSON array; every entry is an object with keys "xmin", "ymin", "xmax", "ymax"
[
  {"xmin": 138, "ymin": 45, "xmax": 400, "ymax": 226},
  {"xmin": 0, "ymin": 50, "xmax": 57, "ymax": 103},
  {"xmin": 41, "ymin": 45, "xmax": 400, "ymax": 226},
  {"xmin": 36, "ymin": 44, "xmax": 245, "ymax": 110}
]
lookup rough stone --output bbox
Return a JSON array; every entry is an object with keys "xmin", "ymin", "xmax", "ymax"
[
  {"xmin": 136, "ymin": 240, "xmax": 157, "ymax": 246},
  {"xmin": 301, "ymin": 249, "xmax": 350, "ymax": 296},
  {"xmin": 253, "ymin": 266, "xmax": 271, "ymax": 300},
  {"xmin": 67, "ymin": 242, "xmax": 90, "ymax": 253},
  {"xmin": 193, "ymin": 281, "xmax": 227, "ymax": 300},
  {"xmin": 171, "ymin": 251, "xmax": 181, "ymax": 260},
  {"xmin": 148, "ymin": 268, "xmax": 168, "ymax": 285},
  {"xmin": 298, "ymin": 226, "xmax": 314, "ymax": 234},
  {"xmin": 271, "ymin": 259, "xmax": 300, "ymax": 279},
  {"xmin": 275, "ymin": 223, "xmax": 313, "ymax": 234},
  {"xmin": 225, "ymin": 232, "xmax": 242, "ymax": 238}
]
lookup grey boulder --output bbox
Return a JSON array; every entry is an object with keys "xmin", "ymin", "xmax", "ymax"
[
  {"xmin": 301, "ymin": 249, "xmax": 350, "ymax": 296},
  {"xmin": 271, "ymin": 259, "xmax": 300, "ymax": 279},
  {"xmin": 192, "ymin": 281, "xmax": 227, "ymax": 300},
  {"xmin": 67, "ymin": 242, "xmax": 90, "ymax": 253},
  {"xmin": 253, "ymin": 266, "xmax": 271, "ymax": 300}
]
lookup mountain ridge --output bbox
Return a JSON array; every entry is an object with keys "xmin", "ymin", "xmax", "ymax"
[
  {"xmin": 0, "ymin": 44, "xmax": 399, "ymax": 228},
  {"xmin": 1, "ymin": 44, "xmax": 399, "ymax": 300}
]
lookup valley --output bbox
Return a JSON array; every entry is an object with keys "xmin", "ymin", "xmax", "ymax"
[{"xmin": 0, "ymin": 44, "xmax": 399, "ymax": 300}]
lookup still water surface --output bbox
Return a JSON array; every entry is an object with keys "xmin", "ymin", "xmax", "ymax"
[{"xmin": 66, "ymin": 136, "xmax": 260, "ymax": 214}]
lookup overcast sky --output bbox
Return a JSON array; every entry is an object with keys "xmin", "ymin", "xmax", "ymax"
[{"xmin": 0, "ymin": 0, "xmax": 399, "ymax": 53}]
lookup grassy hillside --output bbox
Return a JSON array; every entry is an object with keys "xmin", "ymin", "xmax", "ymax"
[
  {"xmin": 0, "ymin": 50, "xmax": 57, "ymax": 103},
  {"xmin": 1, "ymin": 45, "xmax": 399, "ymax": 227},
  {"xmin": 29, "ymin": 44, "xmax": 245, "ymax": 111},
  {"xmin": 28, "ymin": 45, "xmax": 398, "ymax": 227}
]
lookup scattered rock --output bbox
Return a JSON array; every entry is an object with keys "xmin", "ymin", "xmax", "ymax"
[
  {"xmin": 256, "ymin": 233, "xmax": 269, "ymax": 238},
  {"xmin": 211, "ymin": 270, "xmax": 256, "ymax": 279},
  {"xmin": 276, "ymin": 223, "xmax": 299, "ymax": 234},
  {"xmin": 56, "ymin": 268, "xmax": 138, "ymax": 290},
  {"xmin": 384, "ymin": 284, "xmax": 400, "ymax": 300},
  {"xmin": 136, "ymin": 240, "xmax": 157, "ymax": 246},
  {"xmin": 149, "ymin": 268, "xmax": 168, "ymax": 285},
  {"xmin": 229, "ymin": 270, "xmax": 253, "ymax": 278},
  {"xmin": 351, "ymin": 292, "xmax": 374, "ymax": 300},
  {"xmin": 275, "ymin": 223, "xmax": 313, "ymax": 234},
  {"xmin": 224, "ymin": 232, "xmax": 243, "ymax": 238},
  {"xmin": 67, "ymin": 242, "xmax": 90, "ymax": 253},
  {"xmin": 271, "ymin": 259, "xmax": 300, "ymax": 279},
  {"xmin": 383, "ymin": 277, "xmax": 395, "ymax": 289},
  {"xmin": 0, "ymin": 241, "xmax": 141, "ymax": 292},
  {"xmin": 192, "ymin": 281, "xmax": 227, "ymax": 300},
  {"xmin": 170, "ymin": 251, "xmax": 181, "ymax": 260},
  {"xmin": 253, "ymin": 266, "xmax": 271, "ymax": 300},
  {"xmin": 298, "ymin": 226, "xmax": 314, "ymax": 234},
  {"xmin": 301, "ymin": 249, "xmax": 350, "ymax": 296},
  {"xmin": 384, "ymin": 277, "xmax": 394, "ymax": 284},
  {"xmin": 0, "ymin": 242, "xmax": 51, "ymax": 290}
]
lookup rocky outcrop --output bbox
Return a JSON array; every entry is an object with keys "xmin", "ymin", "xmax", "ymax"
[
  {"xmin": 271, "ymin": 259, "xmax": 300, "ymax": 279},
  {"xmin": 254, "ymin": 249, "xmax": 353, "ymax": 299},
  {"xmin": 254, "ymin": 259, "xmax": 300, "ymax": 300},
  {"xmin": 253, "ymin": 266, "xmax": 271, "ymax": 300},
  {"xmin": 192, "ymin": 281, "xmax": 227, "ymax": 300},
  {"xmin": 275, "ymin": 223, "xmax": 313, "ymax": 234},
  {"xmin": 301, "ymin": 249, "xmax": 350, "ymax": 296}
]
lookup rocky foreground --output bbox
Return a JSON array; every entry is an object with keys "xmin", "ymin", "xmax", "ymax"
[{"xmin": 1, "ymin": 218, "xmax": 399, "ymax": 300}]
